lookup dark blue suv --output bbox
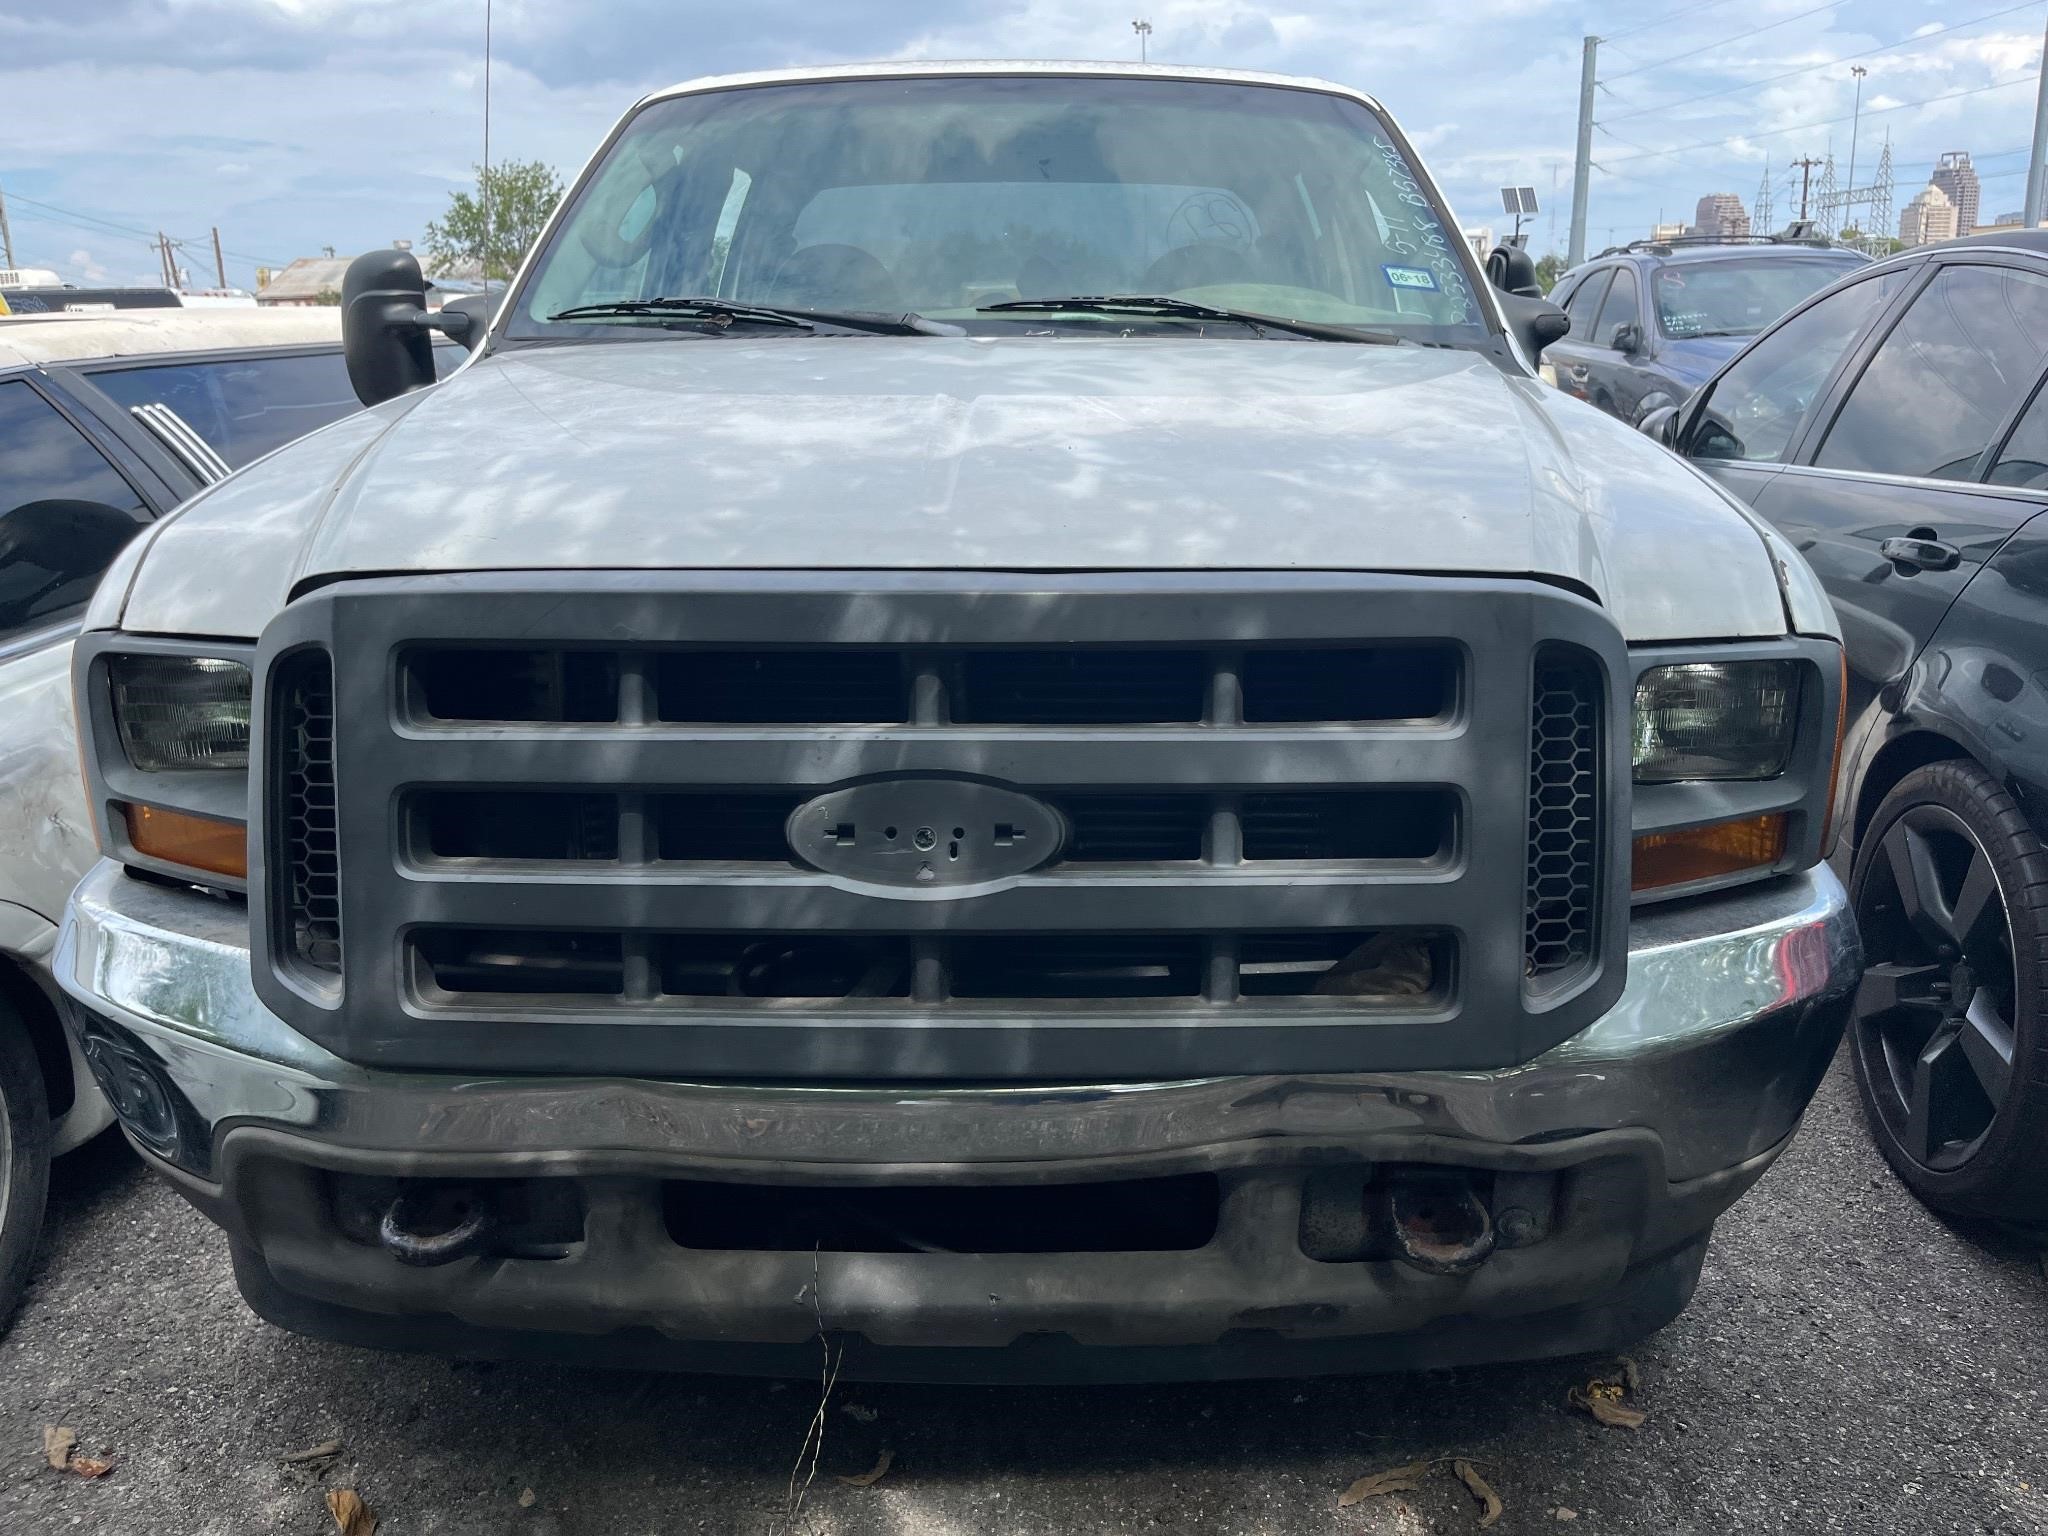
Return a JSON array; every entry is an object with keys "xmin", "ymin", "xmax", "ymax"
[{"xmin": 1547, "ymin": 236, "xmax": 1867, "ymax": 426}]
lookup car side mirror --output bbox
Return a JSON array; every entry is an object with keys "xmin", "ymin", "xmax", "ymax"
[
  {"xmin": 1637, "ymin": 404, "xmax": 1680, "ymax": 448},
  {"xmin": 1497, "ymin": 292, "xmax": 1571, "ymax": 362},
  {"xmin": 1483, "ymin": 243, "xmax": 1541, "ymax": 298},
  {"xmin": 1612, "ymin": 322, "xmax": 1642, "ymax": 355},
  {"xmin": 342, "ymin": 249, "xmax": 447, "ymax": 406},
  {"xmin": 435, "ymin": 291, "xmax": 500, "ymax": 354}
]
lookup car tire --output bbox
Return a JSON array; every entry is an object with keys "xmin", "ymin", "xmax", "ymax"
[
  {"xmin": 1848, "ymin": 760, "xmax": 2048, "ymax": 1222},
  {"xmin": 0, "ymin": 996, "xmax": 52, "ymax": 1332}
]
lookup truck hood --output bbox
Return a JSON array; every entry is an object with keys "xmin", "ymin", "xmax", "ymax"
[{"xmin": 118, "ymin": 336, "xmax": 1798, "ymax": 642}]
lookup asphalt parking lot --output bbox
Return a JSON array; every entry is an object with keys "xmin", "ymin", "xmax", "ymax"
[{"xmin": 0, "ymin": 1049, "xmax": 2042, "ymax": 1536}]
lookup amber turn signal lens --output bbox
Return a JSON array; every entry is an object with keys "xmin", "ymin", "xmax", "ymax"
[
  {"xmin": 122, "ymin": 803, "xmax": 248, "ymax": 881},
  {"xmin": 1632, "ymin": 814, "xmax": 1787, "ymax": 893}
]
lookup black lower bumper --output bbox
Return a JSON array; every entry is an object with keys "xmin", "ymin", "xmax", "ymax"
[{"xmin": 142, "ymin": 1123, "xmax": 1782, "ymax": 1383}]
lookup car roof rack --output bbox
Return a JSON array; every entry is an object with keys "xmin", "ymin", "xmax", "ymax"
[{"xmin": 1590, "ymin": 226, "xmax": 1838, "ymax": 260}]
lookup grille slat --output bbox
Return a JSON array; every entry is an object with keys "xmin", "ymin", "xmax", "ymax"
[
  {"xmin": 279, "ymin": 652, "xmax": 342, "ymax": 975},
  {"xmin": 1524, "ymin": 646, "xmax": 1602, "ymax": 990}
]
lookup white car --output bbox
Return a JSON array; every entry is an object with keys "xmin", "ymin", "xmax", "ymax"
[{"xmin": 0, "ymin": 306, "xmax": 358, "ymax": 1325}]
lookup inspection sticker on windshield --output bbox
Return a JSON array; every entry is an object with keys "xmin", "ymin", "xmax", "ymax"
[{"xmin": 1382, "ymin": 265, "xmax": 1439, "ymax": 292}]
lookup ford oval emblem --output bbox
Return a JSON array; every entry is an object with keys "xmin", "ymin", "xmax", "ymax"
[{"xmin": 788, "ymin": 778, "xmax": 1065, "ymax": 889}]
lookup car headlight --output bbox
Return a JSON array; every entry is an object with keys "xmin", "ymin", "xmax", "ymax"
[
  {"xmin": 108, "ymin": 656, "xmax": 251, "ymax": 771},
  {"xmin": 1632, "ymin": 660, "xmax": 1799, "ymax": 783},
  {"xmin": 78, "ymin": 641, "xmax": 256, "ymax": 889},
  {"xmin": 1627, "ymin": 645, "xmax": 1843, "ymax": 902}
]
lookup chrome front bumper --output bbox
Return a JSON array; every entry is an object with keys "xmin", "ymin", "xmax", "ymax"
[
  {"xmin": 53, "ymin": 860, "xmax": 1857, "ymax": 1377},
  {"xmin": 57, "ymin": 858, "xmax": 1856, "ymax": 1181}
]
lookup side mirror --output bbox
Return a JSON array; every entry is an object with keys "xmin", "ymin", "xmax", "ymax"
[
  {"xmin": 434, "ymin": 291, "xmax": 500, "ymax": 354},
  {"xmin": 1484, "ymin": 243, "xmax": 1542, "ymax": 298},
  {"xmin": 1497, "ymin": 292, "xmax": 1572, "ymax": 362},
  {"xmin": 341, "ymin": 249, "xmax": 438, "ymax": 407},
  {"xmin": 1612, "ymin": 322, "xmax": 1642, "ymax": 355},
  {"xmin": 1637, "ymin": 404, "xmax": 1680, "ymax": 448}
]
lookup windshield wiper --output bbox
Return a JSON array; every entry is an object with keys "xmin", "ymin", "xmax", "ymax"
[
  {"xmin": 549, "ymin": 297, "xmax": 955, "ymax": 336},
  {"xmin": 1674, "ymin": 327, "xmax": 1759, "ymax": 339},
  {"xmin": 978, "ymin": 294, "xmax": 1402, "ymax": 344}
]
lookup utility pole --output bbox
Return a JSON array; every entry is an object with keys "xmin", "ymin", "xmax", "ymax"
[
  {"xmin": 211, "ymin": 226, "xmax": 227, "ymax": 288},
  {"xmin": 2027, "ymin": 11, "xmax": 2048, "ymax": 227},
  {"xmin": 1792, "ymin": 156, "xmax": 1823, "ymax": 220},
  {"xmin": 1568, "ymin": 35, "xmax": 1598, "ymax": 266},
  {"xmin": 1132, "ymin": 18, "xmax": 1152, "ymax": 62},
  {"xmin": 1844, "ymin": 66, "xmax": 1868, "ymax": 234},
  {"xmin": 156, "ymin": 232, "xmax": 174, "ymax": 288},
  {"xmin": 482, "ymin": 0, "xmax": 494, "ymax": 281},
  {"xmin": 1545, "ymin": 158, "xmax": 1562, "ymax": 254},
  {"xmin": 0, "ymin": 183, "xmax": 14, "ymax": 269}
]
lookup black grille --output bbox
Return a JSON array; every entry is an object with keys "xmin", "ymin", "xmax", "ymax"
[
  {"xmin": 408, "ymin": 788, "xmax": 1455, "ymax": 869},
  {"xmin": 255, "ymin": 576, "xmax": 1627, "ymax": 1081},
  {"xmin": 1524, "ymin": 646, "xmax": 1601, "ymax": 988},
  {"xmin": 398, "ymin": 643, "xmax": 1458, "ymax": 728},
  {"xmin": 278, "ymin": 651, "xmax": 342, "ymax": 973},
  {"xmin": 411, "ymin": 927, "xmax": 1448, "ymax": 1006}
]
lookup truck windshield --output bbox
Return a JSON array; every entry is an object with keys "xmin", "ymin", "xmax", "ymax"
[
  {"xmin": 511, "ymin": 74, "xmax": 1492, "ymax": 346},
  {"xmin": 1654, "ymin": 257, "xmax": 1864, "ymax": 339}
]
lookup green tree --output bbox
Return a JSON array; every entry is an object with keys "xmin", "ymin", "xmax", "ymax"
[
  {"xmin": 1535, "ymin": 252, "xmax": 1565, "ymax": 289},
  {"xmin": 423, "ymin": 160, "xmax": 565, "ymax": 281}
]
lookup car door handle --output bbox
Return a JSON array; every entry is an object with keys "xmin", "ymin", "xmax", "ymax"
[{"xmin": 1879, "ymin": 536, "xmax": 1962, "ymax": 573}]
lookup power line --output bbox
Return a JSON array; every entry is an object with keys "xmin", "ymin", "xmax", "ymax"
[
  {"xmin": 1602, "ymin": 0, "xmax": 1856, "ymax": 83},
  {"xmin": 1599, "ymin": 72, "xmax": 2037, "ymax": 167},
  {"xmin": 1601, "ymin": 0, "xmax": 2046, "ymax": 125},
  {"xmin": 1602, "ymin": 0, "xmax": 1748, "ymax": 47}
]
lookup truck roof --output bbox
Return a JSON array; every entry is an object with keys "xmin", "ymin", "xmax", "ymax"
[
  {"xmin": 641, "ymin": 59, "xmax": 1385, "ymax": 112},
  {"xmin": 0, "ymin": 306, "xmax": 341, "ymax": 369}
]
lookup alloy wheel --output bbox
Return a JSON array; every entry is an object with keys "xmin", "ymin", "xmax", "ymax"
[{"xmin": 1852, "ymin": 803, "xmax": 2019, "ymax": 1172}]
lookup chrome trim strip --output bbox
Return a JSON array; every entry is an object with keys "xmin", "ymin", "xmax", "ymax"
[{"xmin": 55, "ymin": 860, "xmax": 1857, "ymax": 1182}]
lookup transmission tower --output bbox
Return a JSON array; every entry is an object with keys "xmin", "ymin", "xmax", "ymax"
[
  {"xmin": 1867, "ymin": 136, "xmax": 1895, "ymax": 250},
  {"xmin": 1753, "ymin": 155, "xmax": 1774, "ymax": 233},
  {"xmin": 1815, "ymin": 153, "xmax": 1841, "ymax": 240}
]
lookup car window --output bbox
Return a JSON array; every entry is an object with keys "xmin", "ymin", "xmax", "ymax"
[
  {"xmin": 86, "ymin": 350, "xmax": 359, "ymax": 470},
  {"xmin": 1654, "ymin": 257, "xmax": 1863, "ymax": 339},
  {"xmin": 0, "ymin": 379, "xmax": 150, "ymax": 644},
  {"xmin": 1593, "ymin": 267, "xmax": 1638, "ymax": 347},
  {"xmin": 1563, "ymin": 270, "xmax": 1610, "ymax": 341},
  {"xmin": 1987, "ymin": 379, "xmax": 2048, "ymax": 488},
  {"xmin": 1686, "ymin": 270, "xmax": 1903, "ymax": 465},
  {"xmin": 1816, "ymin": 264, "xmax": 2048, "ymax": 482}
]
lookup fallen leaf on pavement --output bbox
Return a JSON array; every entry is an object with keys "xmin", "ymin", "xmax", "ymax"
[
  {"xmin": 42, "ymin": 1427, "xmax": 76, "ymax": 1471},
  {"xmin": 283, "ymin": 1440, "xmax": 344, "ymax": 1465},
  {"xmin": 69, "ymin": 1455, "xmax": 115, "ymax": 1479},
  {"xmin": 1569, "ymin": 1358, "xmax": 1648, "ymax": 1429},
  {"xmin": 837, "ymin": 1449, "xmax": 894, "ymax": 1488},
  {"xmin": 1569, "ymin": 1383, "xmax": 1647, "ymax": 1429},
  {"xmin": 1339, "ymin": 1460, "xmax": 1430, "ymax": 1507},
  {"xmin": 518, "ymin": 1487, "xmax": 536, "ymax": 1508},
  {"xmin": 326, "ymin": 1488, "xmax": 377, "ymax": 1535},
  {"xmin": 1554, "ymin": 1509, "xmax": 1580, "ymax": 1521},
  {"xmin": 840, "ymin": 1403, "xmax": 879, "ymax": 1424},
  {"xmin": 1453, "ymin": 1458, "xmax": 1503, "ymax": 1528}
]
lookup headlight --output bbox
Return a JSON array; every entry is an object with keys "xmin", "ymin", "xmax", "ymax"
[
  {"xmin": 108, "ymin": 656, "xmax": 251, "ymax": 771},
  {"xmin": 1632, "ymin": 661, "xmax": 1799, "ymax": 783}
]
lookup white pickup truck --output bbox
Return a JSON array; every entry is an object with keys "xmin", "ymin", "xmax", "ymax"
[{"xmin": 54, "ymin": 62, "xmax": 1856, "ymax": 1380}]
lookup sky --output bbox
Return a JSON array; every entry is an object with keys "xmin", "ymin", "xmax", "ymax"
[{"xmin": 1, "ymin": 0, "xmax": 2043, "ymax": 290}]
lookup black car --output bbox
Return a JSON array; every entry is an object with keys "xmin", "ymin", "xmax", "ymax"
[
  {"xmin": 1548, "ymin": 236, "xmax": 1867, "ymax": 427},
  {"xmin": 1646, "ymin": 231, "xmax": 2048, "ymax": 1222}
]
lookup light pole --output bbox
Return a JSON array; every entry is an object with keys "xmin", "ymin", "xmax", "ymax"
[
  {"xmin": 1845, "ymin": 65, "xmax": 1867, "ymax": 239},
  {"xmin": 1132, "ymin": 18, "xmax": 1152, "ymax": 62}
]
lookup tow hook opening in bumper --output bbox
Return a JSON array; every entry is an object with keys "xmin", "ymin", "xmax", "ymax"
[
  {"xmin": 1385, "ymin": 1170, "xmax": 1497, "ymax": 1275},
  {"xmin": 378, "ymin": 1185, "xmax": 497, "ymax": 1268}
]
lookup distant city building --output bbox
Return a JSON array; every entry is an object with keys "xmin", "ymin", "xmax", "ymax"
[
  {"xmin": 1650, "ymin": 221, "xmax": 1688, "ymax": 243},
  {"xmin": 1461, "ymin": 224, "xmax": 1497, "ymax": 257},
  {"xmin": 1973, "ymin": 211, "xmax": 2047, "ymax": 238},
  {"xmin": 256, "ymin": 256, "xmax": 351, "ymax": 306},
  {"xmin": 1688, "ymin": 193, "xmax": 1751, "ymax": 241},
  {"xmin": 1899, "ymin": 183, "xmax": 1958, "ymax": 247},
  {"xmin": 1931, "ymin": 152, "xmax": 1981, "ymax": 236}
]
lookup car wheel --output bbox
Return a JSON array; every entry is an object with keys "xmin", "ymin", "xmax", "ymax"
[
  {"xmin": 0, "ymin": 996, "xmax": 52, "ymax": 1331},
  {"xmin": 1848, "ymin": 760, "xmax": 2048, "ymax": 1221}
]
